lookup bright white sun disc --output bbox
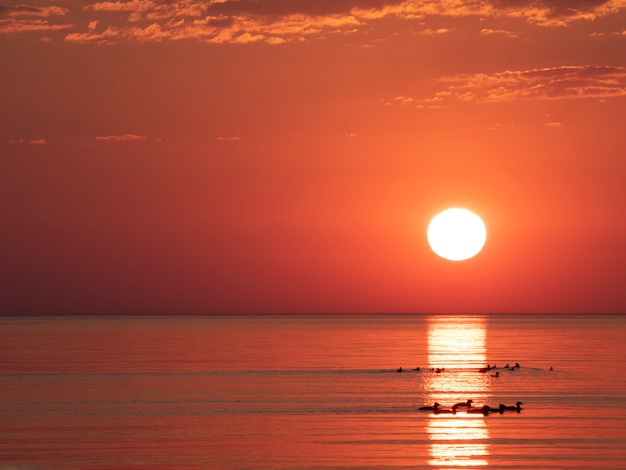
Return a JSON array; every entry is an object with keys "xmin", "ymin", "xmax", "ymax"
[{"xmin": 427, "ymin": 208, "xmax": 486, "ymax": 261}]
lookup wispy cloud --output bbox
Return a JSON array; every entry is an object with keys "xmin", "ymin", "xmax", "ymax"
[
  {"xmin": 0, "ymin": 19, "xmax": 71, "ymax": 34},
  {"xmin": 66, "ymin": 23, "xmax": 169, "ymax": 44},
  {"xmin": 0, "ymin": 3, "xmax": 71, "ymax": 35},
  {"xmin": 591, "ymin": 28, "xmax": 626, "ymax": 36},
  {"xmin": 65, "ymin": 10, "xmax": 362, "ymax": 44},
  {"xmin": 2, "ymin": 1, "xmax": 624, "ymax": 42},
  {"xmin": 416, "ymin": 28, "xmax": 450, "ymax": 35},
  {"xmin": 7, "ymin": 137, "xmax": 48, "ymax": 144},
  {"xmin": 387, "ymin": 65, "xmax": 626, "ymax": 107},
  {"xmin": 85, "ymin": 0, "xmax": 156, "ymax": 14},
  {"xmin": 442, "ymin": 65, "xmax": 626, "ymax": 102},
  {"xmin": 216, "ymin": 136, "xmax": 243, "ymax": 142},
  {"xmin": 0, "ymin": 4, "xmax": 68, "ymax": 18},
  {"xmin": 52, "ymin": 0, "xmax": 626, "ymax": 44},
  {"xmin": 480, "ymin": 28, "xmax": 520, "ymax": 38},
  {"xmin": 385, "ymin": 95, "xmax": 416, "ymax": 106},
  {"xmin": 95, "ymin": 134, "xmax": 147, "ymax": 142}
]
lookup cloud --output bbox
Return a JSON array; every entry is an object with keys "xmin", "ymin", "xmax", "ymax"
[
  {"xmin": 0, "ymin": 3, "xmax": 71, "ymax": 35},
  {"xmin": 85, "ymin": 0, "xmax": 157, "ymax": 13},
  {"xmin": 417, "ymin": 28, "xmax": 450, "ymax": 35},
  {"xmin": 390, "ymin": 65, "xmax": 626, "ymax": 106},
  {"xmin": 205, "ymin": 0, "xmax": 398, "ymax": 17},
  {"xmin": 591, "ymin": 28, "xmax": 626, "ymax": 36},
  {"xmin": 66, "ymin": 22, "xmax": 172, "ymax": 44},
  {"xmin": 60, "ymin": 0, "xmax": 624, "ymax": 45},
  {"xmin": 383, "ymin": 92, "xmax": 448, "ymax": 109},
  {"xmin": 95, "ymin": 134, "xmax": 147, "ymax": 142},
  {"xmin": 479, "ymin": 28, "xmax": 520, "ymax": 38},
  {"xmin": 7, "ymin": 138, "xmax": 47, "ymax": 144},
  {"xmin": 0, "ymin": 5, "xmax": 69, "ymax": 18},
  {"xmin": 3, "ymin": 1, "xmax": 624, "ymax": 43},
  {"xmin": 216, "ymin": 136, "xmax": 243, "ymax": 142},
  {"xmin": 65, "ymin": 9, "xmax": 363, "ymax": 44},
  {"xmin": 386, "ymin": 95, "xmax": 415, "ymax": 106},
  {"xmin": 0, "ymin": 19, "xmax": 72, "ymax": 34}
]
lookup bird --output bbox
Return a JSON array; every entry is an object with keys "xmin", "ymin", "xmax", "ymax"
[
  {"xmin": 418, "ymin": 402, "xmax": 440, "ymax": 411},
  {"xmin": 466, "ymin": 405, "xmax": 490, "ymax": 415},
  {"xmin": 491, "ymin": 372, "xmax": 500, "ymax": 377},
  {"xmin": 434, "ymin": 405, "xmax": 457, "ymax": 414},
  {"xmin": 501, "ymin": 401, "xmax": 523, "ymax": 412},
  {"xmin": 453, "ymin": 399, "xmax": 473, "ymax": 408}
]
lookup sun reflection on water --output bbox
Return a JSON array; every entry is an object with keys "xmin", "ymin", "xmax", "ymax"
[
  {"xmin": 425, "ymin": 316, "xmax": 490, "ymax": 467},
  {"xmin": 428, "ymin": 317, "xmax": 486, "ymax": 369}
]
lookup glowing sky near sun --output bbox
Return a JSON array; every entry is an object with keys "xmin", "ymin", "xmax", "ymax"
[{"xmin": 1, "ymin": 1, "xmax": 625, "ymax": 314}]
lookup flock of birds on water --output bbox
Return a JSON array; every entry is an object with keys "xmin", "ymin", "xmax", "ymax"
[
  {"xmin": 393, "ymin": 362, "xmax": 548, "ymax": 416},
  {"xmin": 418, "ymin": 399, "xmax": 523, "ymax": 416}
]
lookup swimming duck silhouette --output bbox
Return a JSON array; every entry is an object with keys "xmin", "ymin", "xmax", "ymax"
[
  {"xmin": 434, "ymin": 405, "xmax": 458, "ymax": 414},
  {"xmin": 466, "ymin": 405, "xmax": 490, "ymax": 415},
  {"xmin": 501, "ymin": 401, "xmax": 523, "ymax": 412},
  {"xmin": 418, "ymin": 402, "xmax": 440, "ymax": 411},
  {"xmin": 453, "ymin": 399, "xmax": 473, "ymax": 408}
]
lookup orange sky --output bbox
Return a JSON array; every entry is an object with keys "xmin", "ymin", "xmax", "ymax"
[{"xmin": 1, "ymin": 1, "xmax": 625, "ymax": 314}]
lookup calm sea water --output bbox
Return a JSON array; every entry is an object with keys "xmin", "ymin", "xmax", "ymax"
[{"xmin": 1, "ymin": 314, "xmax": 625, "ymax": 469}]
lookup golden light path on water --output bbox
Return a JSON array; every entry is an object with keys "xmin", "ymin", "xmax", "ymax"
[{"xmin": 425, "ymin": 316, "xmax": 490, "ymax": 467}]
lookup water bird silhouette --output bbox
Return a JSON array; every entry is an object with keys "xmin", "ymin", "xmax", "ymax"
[
  {"xmin": 434, "ymin": 406, "xmax": 457, "ymax": 414},
  {"xmin": 501, "ymin": 401, "xmax": 523, "ymax": 412},
  {"xmin": 466, "ymin": 405, "xmax": 490, "ymax": 415},
  {"xmin": 453, "ymin": 399, "xmax": 473, "ymax": 408}
]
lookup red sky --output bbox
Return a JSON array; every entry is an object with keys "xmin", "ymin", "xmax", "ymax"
[{"xmin": 1, "ymin": 0, "xmax": 625, "ymax": 314}]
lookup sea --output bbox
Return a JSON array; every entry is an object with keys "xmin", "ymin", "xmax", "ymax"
[{"xmin": 1, "ymin": 314, "xmax": 625, "ymax": 469}]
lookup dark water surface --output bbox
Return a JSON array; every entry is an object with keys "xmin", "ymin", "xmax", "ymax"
[{"xmin": 1, "ymin": 314, "xmax": 625, "ymax": 468}]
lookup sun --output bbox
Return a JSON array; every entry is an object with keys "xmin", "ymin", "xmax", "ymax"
[{"xmin": 427, "ymin": 208, "xmax": 486, "ymax": 261}]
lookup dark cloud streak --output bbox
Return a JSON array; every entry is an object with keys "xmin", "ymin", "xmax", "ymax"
[{"xmin": 207, "ymin": 0, "xmax": 401, "ymax": 17}]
